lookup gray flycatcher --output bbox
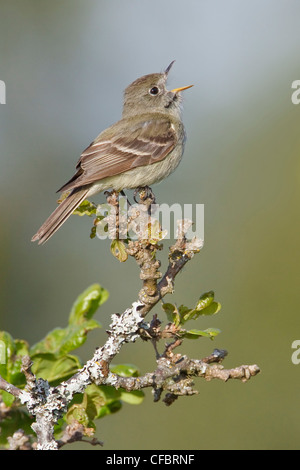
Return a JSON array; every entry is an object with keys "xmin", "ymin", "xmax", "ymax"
[{"xmin": 32, "ymin": 61, "xmax": 193, "ymax": 244}]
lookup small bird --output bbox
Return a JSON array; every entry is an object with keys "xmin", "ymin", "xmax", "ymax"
[{"xmin": 32, "ymin": 61, "xmax": 193, "ymax": 244}]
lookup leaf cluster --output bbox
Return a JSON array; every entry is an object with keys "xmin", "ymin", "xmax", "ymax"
[
  {"xmin": 162, "ymin": 291, "xmax": 221, "ymax": 340},
  {"xmin": 0, "ymin": 284, "xmax": 143, "ymax": 447}
]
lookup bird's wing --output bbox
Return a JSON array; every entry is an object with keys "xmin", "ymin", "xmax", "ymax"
[{"xmin": 58, "ymin": 118, "xmax": 177, "ymax": 192}]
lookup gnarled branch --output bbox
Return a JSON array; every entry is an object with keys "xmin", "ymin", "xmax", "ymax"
[{"xmin": 0, "ymin": 189, "xmax": 260, "ymax": 450}]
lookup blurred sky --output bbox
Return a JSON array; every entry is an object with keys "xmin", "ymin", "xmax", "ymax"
[{"xmin": 1, "ymin": 0, "xmax": 300, "ymax": 450}]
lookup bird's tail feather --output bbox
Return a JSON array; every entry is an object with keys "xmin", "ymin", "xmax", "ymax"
[{"xmin": 31, "ymin": 188, "xmax": 90, "ymax": 245}]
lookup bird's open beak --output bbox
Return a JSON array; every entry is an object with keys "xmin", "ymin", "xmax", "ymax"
[
  {"xmin": 164, "ymin": 62, "xmax": 193, "ymax": 93},
  {"xmin": 171, "ymin": 85, "xmax": 194, "ymax": 94}
]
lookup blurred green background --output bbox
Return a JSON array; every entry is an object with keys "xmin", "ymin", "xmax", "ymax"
[{"xmin": 1, "ymin": 0, "xmax": 300, "ymax": 450}]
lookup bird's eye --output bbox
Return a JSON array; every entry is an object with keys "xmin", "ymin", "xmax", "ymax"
[{"xmin": 149, "ymin": 86, "xmax": 159, "ymax": 96}]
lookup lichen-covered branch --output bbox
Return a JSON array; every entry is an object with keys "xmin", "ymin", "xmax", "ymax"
[
  {"xmin": 0, "ymin": 189, "xmax": 260, "ymax": 450},
  {"xmin": 127, "ymin": 216, "xmax": 203, "ymax": 316}
]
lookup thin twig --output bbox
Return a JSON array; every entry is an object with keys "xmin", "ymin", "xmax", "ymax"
[{"xmin": 0, "ymin": 375, "xmax": 22, "ymax": 399}]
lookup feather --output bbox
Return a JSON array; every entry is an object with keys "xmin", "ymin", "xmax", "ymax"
[{"xmin": 31, "ymin": 188, "xmax": 90, "ymax": 244}]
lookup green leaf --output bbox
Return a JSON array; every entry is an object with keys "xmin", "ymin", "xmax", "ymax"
[
  {"xmin": 0, "ymin": 332, "xmax": 29, "ymax": 388},
  {"xmin": 68, "ymin": 284, "xmax": 109, "ymax": 325},
  {"xmin": 0, "ymin": 333, "xmax": 29, "ymax": 404},
  {"xmin": 30, "ymin": 319, "xmax": 101, "ymax": 357},
  {"xmin": 0, "ymin": 331, "xmax": 15, "ymax": 381},
  {"xmin": 110, "ymin": 363, "xmax": 140, "ymax": 377},
  {"xmin": 30, "ymin": 329, "xmax": 67, "ymax": 356},
  {"xmin": 69, "ymin": 384, "xmax": 123, "ymax": 422},
  {"xmin": 97, "ymin": 400, "xmax": 122, "ymax": 418},
  {"xmin": 60, "ymin": 321, "xmax": 101, "ymax": 355},
  {"xmin": 66, "ymin": 402, "xmax": 90, "ymax": 428},
  {"xmin": 199, "ymin": 301, "xmax": 221, "ymax": 316},
  {"xmin": 30, "ymin": 284, "xmax": 106, "ymax": 357},
  {"xmin": 31, "ymin": 353, "xmax": 82, "ymax": 384},
  {"xmin": 0, "ymin": 391, "xmax": 16, "ymax": 407},
  {"xmin": 0, "ymin": 337, "xmax": 7, "ymax": 365},
  {"xmin": 95, "ymin": 385, "xmax": 121, "ymax": 402},
  {"xmin": 178, "ymin": 304, "xmax": 193, "ymax": 323},
  {"xmin": 178, "ymin": 292, "xmax": 221, "ymax": 323},
  {"xmin": 84, "ymin": 384, "xmax": 107, "ymax": 421},
  {"xmin": 110, "ymin": 240, "xmax": 128, "ymax": 262},
  {"xmin": 72, "ymin": 199, "xmax": 97, "ymax": 216},
  {"xmin": 183, "ymin": 328, "xmax": 221, "ymax": 340},
  {"xmin": 202, "ymin": 327, "xmax": 221, "ymax": 338},
  {"xmin": 162, "ymin": 303, "xmax": 180, "ymax": 326},
  {"xmin": 9, "ymin": 340, "xmax": 29, "ymax": 387},
  {"xmin": 119, "ymin": 390, "xmax": 144, "ymax": 405},
  {"xmin": 83, "ymin": 384, "xmax": 127, "ymax": 421},
  {"xmin": 182, "ymin": 329, "xmax": 212, "ymax": 339},
  {"xmin": 195, "ymin": 291, "xmax": 215, "ymax": 311}
]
